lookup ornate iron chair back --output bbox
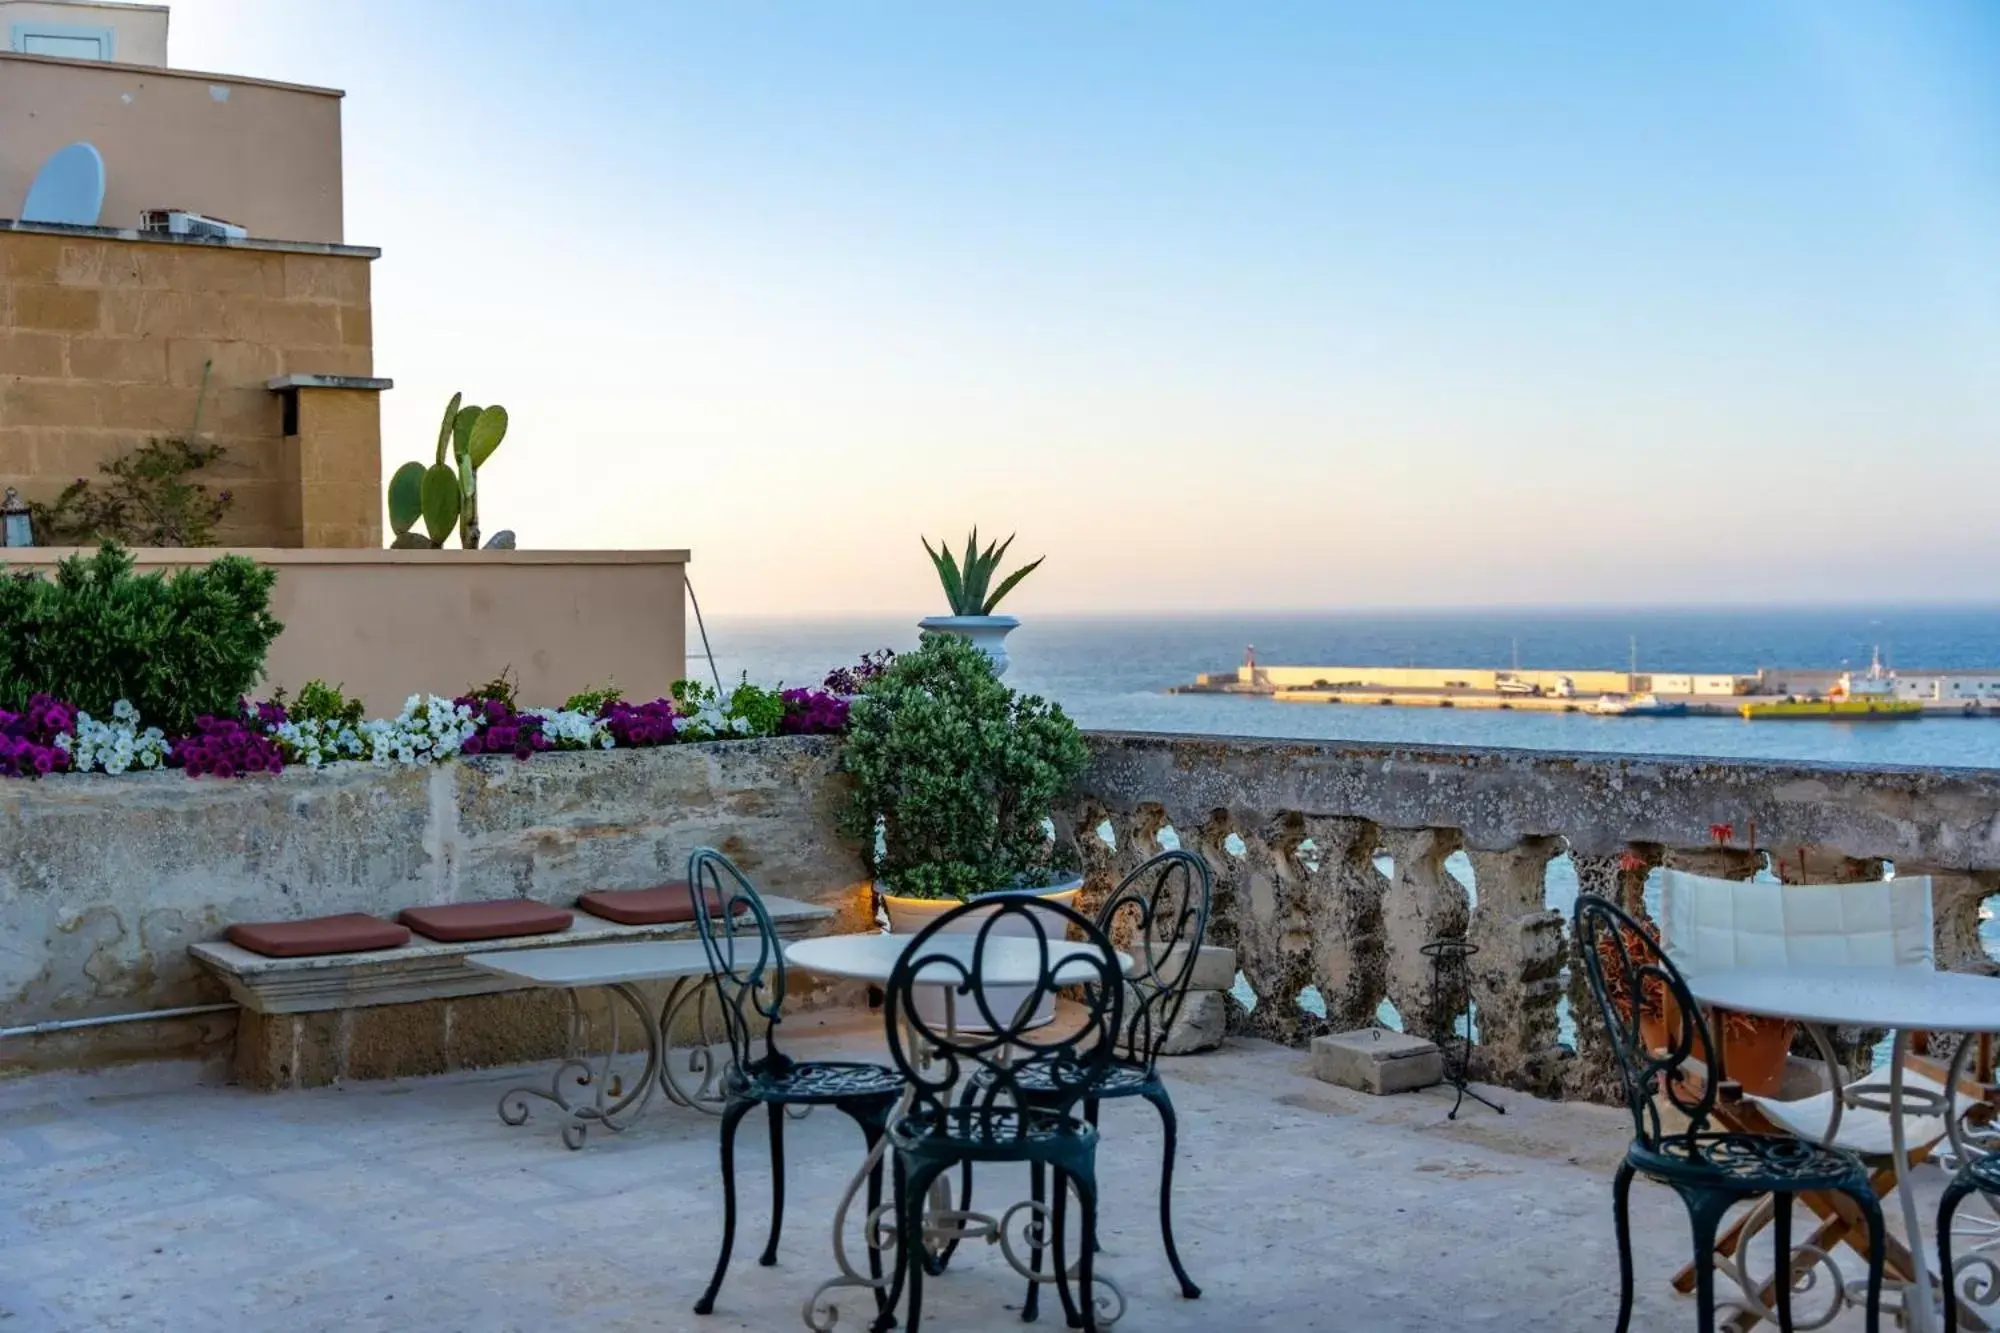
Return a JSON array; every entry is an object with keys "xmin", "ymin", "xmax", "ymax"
[
  {"xmin": 883, "ymin": 893, "xmax": 1123, "ymax": 1144},
  {"xmin": 687, "ymin": 847, "xmax": 789, "ymax": 1081},
  {"xmin": 1097, "ymin": 850, "xmax": 1212, "ymax": 1075},
  {"xmin": 1574, "ymin": 893, "xmax": 1718, "ymax": 1148}
]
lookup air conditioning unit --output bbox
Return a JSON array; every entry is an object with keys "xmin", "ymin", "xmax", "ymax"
[{"xmin": 140, "ymin": 209, "xmax": 248, "ymax": 241}]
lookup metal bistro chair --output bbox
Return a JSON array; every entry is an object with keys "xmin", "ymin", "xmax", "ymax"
[
  {"xmin": 688, "ymin": 849, "xmax": 905, "ymax": 1319},
  {"xmin": 1940, "ymin": 1151, "xmax": 2000, "ymax": 1333},
  {"xmin": 1013, "ymin": 850, "xmax": 1211, "ymax": 1319},
  {"xmin": 1575, "ymin": 894, "xmax": 1887, "ymax": 1333},
  {"xmin": 877, "ymin": 894, "xmax": 1125, "ymax": 1333}
]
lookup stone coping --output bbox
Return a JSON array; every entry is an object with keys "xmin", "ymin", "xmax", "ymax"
[
  {"xmin": 0, "ymin": 50, "xmax": 344, "ymax": 99},
  {"xmin": 266, "ymin": 374, "xmax": 395, "ymax": 392},
  {"xmin": 0, "ymin": 546, "xmax": 690, "ymax": 567},
  {"xmin": 0, "ymin": 218, "xmax": 379, "ymax": 259},
  {"xmin": 190, "ymin": 894, "xmax": 832, "ymax": 1014},
  {"xmin": 1074, "ymin": 729, "xmax": 2000, "ymax": 865}
]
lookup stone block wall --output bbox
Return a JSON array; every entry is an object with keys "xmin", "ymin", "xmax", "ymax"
[
  {"xmin": 0, "ymin": 222, "xmax": 383, "ymax": 547},
  {"xmin": 0, "ymin": 739, "xmax": 869, "ymax": 1076}
]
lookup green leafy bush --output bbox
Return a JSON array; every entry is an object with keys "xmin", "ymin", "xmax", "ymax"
[
  {"xmin": 840, "ymin": 632, "xmax": 1087, "ymax": 901},
  {"xmin": 562, "ymin": 682, "xmax": 623, "ymax": 714},
  {"xmin": 285, "ymin": 680, "xmax": 365, "ymax": 728},
  {"xmin": 0, "ymin": 544, "xmax": 282, "ymax": 734},
  {"xmin": 726, "ymin": 680, "xmax": 787, "ymax": 736},
  {"xmin": 31, "ymin": 437, "xmax": 235, "ymax": 547}
]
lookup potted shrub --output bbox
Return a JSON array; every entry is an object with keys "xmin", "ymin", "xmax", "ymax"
[
  {"xmin": 841, "ymin": 632, "xmax": 1089, "ymax": 1027},
  {"xmin": 917, "ymin": 529, "xmax": 1043, "ymax": 677}
]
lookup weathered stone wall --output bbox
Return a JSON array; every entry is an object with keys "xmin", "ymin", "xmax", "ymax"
[
  {"xmin": 1064, "ymin": 732, "xmax": 2000, "ymax": 1101},
  {"xmin": 0, "ymin": 222, "xmax": 381, "ymax": 547},
  {"xmin": 0, "ymin": 738, "xmax": 866, "ymax": 1073}
]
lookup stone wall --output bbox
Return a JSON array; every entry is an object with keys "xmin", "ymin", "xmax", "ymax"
[
  {"xmin": 0, "ymin": 738, "xmax": 867, "ymax": 1075},
  {"xmin": 1064, "ymin": 732, "xmax": 2000, "ymax": 1101},
  {"xmin": 0, "ymin": 222, "xmax": 382, "ymax": 547}
]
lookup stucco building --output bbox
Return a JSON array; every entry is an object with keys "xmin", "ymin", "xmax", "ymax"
[{"xmin": 0, "ymin": 0, "xmax": 385, "ymax": 547}]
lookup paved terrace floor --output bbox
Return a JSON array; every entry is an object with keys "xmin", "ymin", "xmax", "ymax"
[{"xmin": 0, "ymin": 1010, "xmax": 1955, "ymax": 1332}]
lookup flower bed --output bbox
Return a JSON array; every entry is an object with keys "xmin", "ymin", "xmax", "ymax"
[{"xmin": 1, "ymin": 671, "xmax": 860, "ymax": 781}]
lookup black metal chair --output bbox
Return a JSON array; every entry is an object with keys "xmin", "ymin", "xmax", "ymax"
[
  {"xmin": 1574, "ymin": 893, "xmax": 1887, "ymax": 1333},
  {"xmin": 1009, "ymin": 849, "xmax": 1210, "ymax": 1320},
  {"xmin": 876, "ymin": 893, "xmax": 1125, "ymax": 1333},
  {"xmin": 1939, "ymin": 1152, "xmax": 2000, "ymax": 1332},
  {"xmin": 687, "ymin": 848, "xmax": 905, "ymax": 1318}
]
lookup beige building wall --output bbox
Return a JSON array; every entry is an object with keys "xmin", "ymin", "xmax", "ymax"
[
  {"xmin": 0, "ymin": 548, "xmax": 692, "ymax": 714},
  {"xmin": 0, "ymin": 53, "xmax": 343, "ymax": 243},
  {"xmin": 0, "ymin": 224, "xmax": 380, "ymax": 546},
  {"xmin": 2, "ymin": 1, "xmax": 168, "ymax": 65}
]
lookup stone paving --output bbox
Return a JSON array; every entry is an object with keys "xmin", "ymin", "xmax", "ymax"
[{"xmin": 0, "ymin": 1010, "xmax": 1958, "ymax": 1332}]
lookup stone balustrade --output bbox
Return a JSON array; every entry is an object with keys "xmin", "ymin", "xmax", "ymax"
[{"xmin": 1063, "ymin": 731, "xmax": 2000, "ymax": 1101}]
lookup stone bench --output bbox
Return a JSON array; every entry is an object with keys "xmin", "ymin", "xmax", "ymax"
[{"xmin": 190, "ymin": 895, "xmax": 832, "ymax": 1090}]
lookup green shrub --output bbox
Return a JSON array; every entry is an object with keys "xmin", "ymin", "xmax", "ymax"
[
  {"xmin": 0, "ymin": 543, "xmax": 282, "ymax": 733},
  {"xmin": 840, "ymin": 632, "xmax": 1087, "ymax": 901},
  {"xmin": 286, "ymin": 679, "xmax": 365, "ymax": 728},
  {"xmin": 563, "ymin": 682, "xmax": 623, "ymax": 714}
]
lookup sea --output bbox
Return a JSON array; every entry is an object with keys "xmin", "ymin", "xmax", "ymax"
[
  {"xmin": 701, "ymin": 606, "xmax": 2000, "ymax": 770},
  {"xmin": 700, "ymin": 606, "xmax": 2000, "ymax": 1026}
]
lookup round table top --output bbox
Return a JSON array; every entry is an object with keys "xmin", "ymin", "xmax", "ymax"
[
  {"xmin": 786, "ymin": 932, "xmax": 1127, "ymax": 987},
  {"xmin": 1685, "ymin": 965, "xmax": 2000, "ymax": 1033}
]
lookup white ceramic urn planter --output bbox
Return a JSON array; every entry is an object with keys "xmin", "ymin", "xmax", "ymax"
[
  {"xmin": 880, "ymin": 874, "xmax": 1083, "ymax": 1030},
  {"xmin": 917, "ymin": 614, "xmax": 1019, "ymax": 677}
]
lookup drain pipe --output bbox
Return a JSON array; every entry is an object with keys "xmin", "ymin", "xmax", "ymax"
[{"xmin": 0, "ymin": 1003, "xmax": 237, "ymax": 1040}]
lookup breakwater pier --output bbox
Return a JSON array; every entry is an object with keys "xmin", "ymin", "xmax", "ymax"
[{"xmin": 1170, "ymin": 656, "xmax": 2000, "ymax": 718}]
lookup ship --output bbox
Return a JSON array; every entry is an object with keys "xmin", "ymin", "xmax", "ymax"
[
  {"xmin": 1739, "ymin": 649, "xmax": 1921, "ymax": 721},
  {"xmin": 1592, "ymin": 693, "xmax": 1688, "ymax": 717}
]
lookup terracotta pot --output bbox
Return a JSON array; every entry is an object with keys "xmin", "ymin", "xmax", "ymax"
[{"xmin": 1715, "ymin": 1010, "xmax": 1794, "ymax": 1096}]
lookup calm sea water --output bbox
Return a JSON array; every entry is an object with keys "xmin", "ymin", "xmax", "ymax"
[
  {"xmin": 701, "ymin": 607, "xmax": 2000, "ymax": 770},
  {"xmin": 701, "ymin": 607, "xmax": 2000, "ymax": 1027}
]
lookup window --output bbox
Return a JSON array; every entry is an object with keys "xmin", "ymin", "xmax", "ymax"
[{"xmin": 10, "ymin": 22, "xmax": 116, "ymax": 60}]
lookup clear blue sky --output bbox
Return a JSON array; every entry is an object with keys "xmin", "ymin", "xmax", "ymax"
[{"xmin": 175, "ymin": 2, "xmax": 2000, "ymax": 613}]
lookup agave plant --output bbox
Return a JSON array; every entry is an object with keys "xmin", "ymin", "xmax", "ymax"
[{"xmin": 922, "ymin": 529, "xmax": 1043, "ymax": 616}]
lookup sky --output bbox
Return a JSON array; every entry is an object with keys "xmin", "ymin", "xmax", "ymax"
[{"xmin": 165, "ymin": 1, "xmax": 2000, "ymax": 615}]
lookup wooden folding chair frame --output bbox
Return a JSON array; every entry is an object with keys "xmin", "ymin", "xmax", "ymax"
[{"xmin": 1659, "ymin": 1030, "xmax": 1999, "ymax": 1332}]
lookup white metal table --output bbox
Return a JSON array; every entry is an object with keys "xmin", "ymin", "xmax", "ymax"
[
  {"xmin": 1687, "ymin": 965, "xmax": 2000, "ymax": 1333},
  {"xmin": 784, "ymin": 931, "xmax": 1131, "ymax": 1332},
  {"xmin": 467, "ymin": 940, "xmax": 729, "ymax": 1148}
]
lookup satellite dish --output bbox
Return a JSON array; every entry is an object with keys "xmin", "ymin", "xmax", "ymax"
[{"xmin": 21, "ymin": 143, "xmax": 106, "ymax": 226}]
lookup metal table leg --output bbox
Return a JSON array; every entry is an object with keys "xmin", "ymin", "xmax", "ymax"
[{"xmin": 497, "ymin": 982, "xmax": 664, "ymax": 1150}]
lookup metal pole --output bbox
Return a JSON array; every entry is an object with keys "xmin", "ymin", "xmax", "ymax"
[{"xmin": 0, "ymin": 1002, "xmax": 236, "ymax": 1040}]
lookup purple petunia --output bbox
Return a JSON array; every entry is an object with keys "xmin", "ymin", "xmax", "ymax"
[
  {"xmin": 600, "ymin": 698, "xmax": 678, "ymax": 747},
  {"xmin": 451, "ymin": 695, "xmax": 552, "ymax": 762},
  {"xmin": 779, "ymin": 688, "xmax": 850, "ymax": 736},
  {"xmin": 172, "ymin": 714, "xmax": 284, "ymax": 779},
  {"xmin": 0, "ymin": 694, "xmax": 78, "ymax": 778}
]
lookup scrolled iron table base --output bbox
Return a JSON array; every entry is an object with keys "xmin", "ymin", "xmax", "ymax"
[
  {"xmin": 497, "ymin": 975, "xmax": 733, "ymax": 1147},
  {"xmin": 498, "ymin": 981, "xmax": 663, "ymax": 1150},
  {"xmin": 803, "ymin": 1105, "xmax": 1125, "ymax": 1333},
  {"xmin": 804, "ymin": 996, "xmax": 1124, "ymax": 1332}
]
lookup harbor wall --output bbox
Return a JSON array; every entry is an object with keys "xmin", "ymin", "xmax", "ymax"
[{"xmin": 1228, "ymin": 665, "xmax": 1638, "ymax": 693}]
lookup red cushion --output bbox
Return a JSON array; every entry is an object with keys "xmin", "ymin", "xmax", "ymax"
[
  {"xmin": 226, "ymin": 913, "xmax": 410, "ymax": 958},
  {"xmin": 576, "ymin": 882, "xmax": 745, "ymax": 926},
  {"xmin": 398, "ymin": 900, "xmax": 574, "ymax": 943}
]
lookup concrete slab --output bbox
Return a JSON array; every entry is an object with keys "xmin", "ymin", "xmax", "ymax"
[
  {"xmin": 1311, "ymin": 1027, "xmax": 1445, "ymax": 1094},
  {"xmin": 0, "ymin": 1009, "xmax": 1916, "ymax": 1331}
]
